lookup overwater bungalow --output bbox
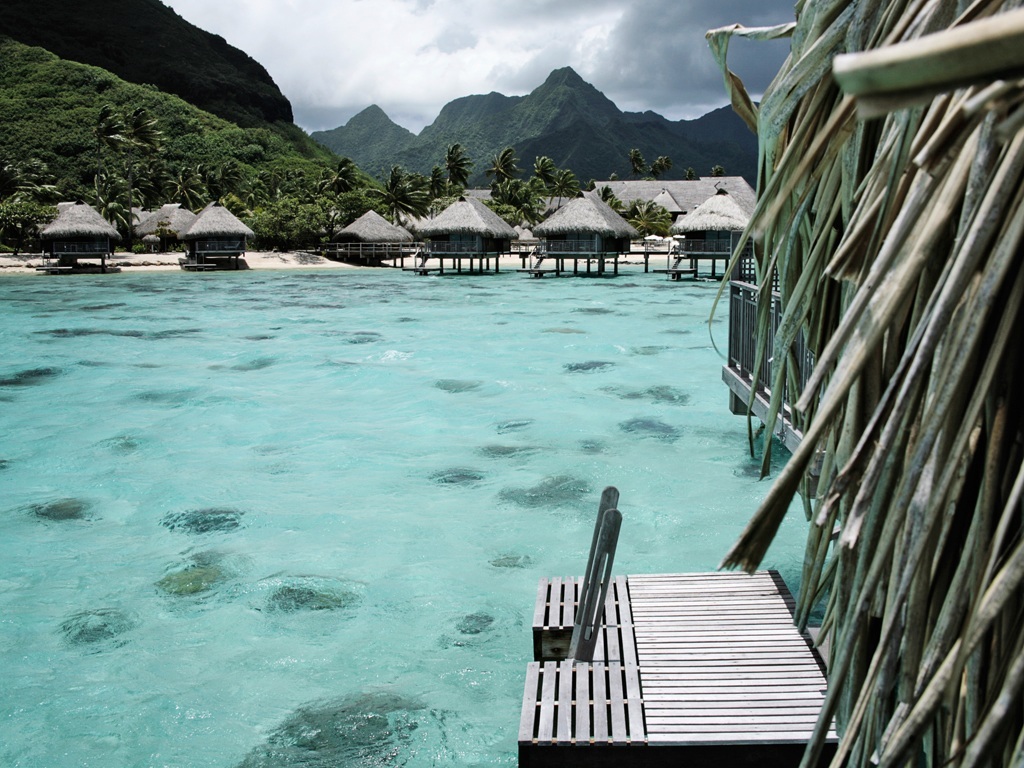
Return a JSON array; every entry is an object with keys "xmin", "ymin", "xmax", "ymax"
[
  {"xmin": 135, "ymin": 203, "xmax": 197, "ymax": 253},
  {"xmin": 412, "ymin": 196, "xmax": 517, "ymax": 275},
  {"xmin": 325, "ymin": 210, "xmax": 416, "ymax": 266},
  {"xmin": 526, "ymin": 193, "xmax": 638, "ymax": 277},
  {"xmin": 665, "ymin": 188, "xmax": 751, "ymax": 279},
  {"xmin": 179, "ymin": 202, "xmax": 254, "ymax": 271},
  {"xmin": 38, "ymin": 201, "xmax": 121, "ymax": 274},
  {"xmin": 595, "ymin": 177, "xmax": 756, "ymax": 227}
]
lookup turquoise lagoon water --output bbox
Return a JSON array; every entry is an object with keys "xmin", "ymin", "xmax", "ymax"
[{"xmin": 0, "ymin": 269, "xmax": 808, "ymax": 767}]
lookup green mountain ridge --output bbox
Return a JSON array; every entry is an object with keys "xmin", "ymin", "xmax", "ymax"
[
  {"xmin": 0, "ymin": 0, "xmax": 292, "ymax": 128},
  {"xmin": 312, "ymin": 67, "xmax": 758, "ymax": 185}
]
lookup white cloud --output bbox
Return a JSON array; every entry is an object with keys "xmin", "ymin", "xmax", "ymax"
[{"xmin": 162, "ymin": 0, "xmax": 793, "ymax": 133}]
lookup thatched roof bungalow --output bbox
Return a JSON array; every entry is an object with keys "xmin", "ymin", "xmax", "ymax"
[
  {"xmin": 670, "ymin": 188, "xmax": 751, "ymax": 257},
  {"xmin": 595, "ymin": 177, "xmax": 756, "ymax": 224},
  {"xmin": 417, "ymin": 196, "xmax": 517, "ymax": 255},
  {"xmin": 532, "ymin": 193, "xmax": 638, "ymax": 255},
  {"xmin": 136, "ymin": 203, "xmax": 197, "ymax": 252},
  {"xmin": 40, "ymin": 201, "xmax": 120, "ymax": 270},
  {"xmin": 331, "ymin": 209, "xmax": 415, "ymax": 266},
  {"xmin": 180, "ymin": 202, "xmax": 254, "ymax": 269}
]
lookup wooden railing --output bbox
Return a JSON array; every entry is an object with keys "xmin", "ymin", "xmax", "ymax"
[
  {"xmin": 51, "ymin": 241, "xmax": 111, "ymax": 254},
  {"xmin": 673, "ymin": 238, "xmax": 733, "ymax": 254},
  {"xmin": 194, "ymin": 239, "xmax": 246, "ymax": 253},
  {"xmin": 323, "ymin": 242, "xmax": 420, "ymax": 260},
  {"xmin": 424, "ymin": 241, "xmax": 509, "ymax": 255}
]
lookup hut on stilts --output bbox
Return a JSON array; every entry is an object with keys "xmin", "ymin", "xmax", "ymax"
[
  {"xmin": 709, "ymin": 3, "xmax": 1024, "ymax": 768},
  {"xmin": 526, "ymin": 193, "xmax": 638, "ymax": 277},
  {"xmin": 38, "ymin": 201, "xmax": 121, "ymax": 274},
  {"xmin": 327, "ymin": 210, "xmax": 416, "ymax": 266},
  {"xmin": 412, "ymin": 196, "xmax": 517, "ymax": 275},
  {"xmin": 666, "ymin": 188, "xmax": 751, "ymax": 279},
  {"xmin": 179, "ymin": 202, "xmax": 254, "ymax": 271}
]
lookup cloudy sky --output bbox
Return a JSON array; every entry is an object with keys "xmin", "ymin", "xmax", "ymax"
[{"xmin": 162, "ymin": 0, "xmax": 794, "ymax": 134}]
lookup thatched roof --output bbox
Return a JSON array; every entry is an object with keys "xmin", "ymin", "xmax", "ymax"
[
  {"xmin": 337, "ymin": 210, "xmax": 413, "ymax": 243},
  {"xmin": 136, "ymin": 203, "xmax": 197, "ymax": 237},
  {"xmin": 182, "ymin": 202, "xmax": 254, "ymax": 240},
  {"xmin": 534, "ymin": 194, "xmax": 639, "ymax": 239},
  {"xmin": 670, "ymin": 190, "xmax": 750, "ymax": 233},
  {"xmin": 40, "ymin": 201, "xmax": 120, "ymax": 241},
  {"xmin": 651, "ymin": 189, "xmax": 684, "ymax": 215},
  {"xmin": 416, "ymin": 196, "xmax": 518, "ymax": 239},
  {"xmin": 596, "ymin": 177, "xmax": 756, "ymax": 217}
]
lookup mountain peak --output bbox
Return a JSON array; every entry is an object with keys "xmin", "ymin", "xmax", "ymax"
[{"xmin": 542, "ymin": 66, "xmax": 587, "ymax": 88}]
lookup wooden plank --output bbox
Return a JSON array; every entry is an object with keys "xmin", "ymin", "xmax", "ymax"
[
  {"xmin": 518, "ymin": 661, "xmax": 540, "ymax": 743},
  {"xmin": 624, "ymin": 661, "xmax": 645, "ymax": 744},
  {"xmin": 557, "ymin": 660, "xmax": 572, "ymax": 744},
  {"xmin": 575, "ymin": 660, "xmax": 590, "ymax": 744},
  {"xmin": 607, "ymin": 662, "xmax": 627, "ymax": 745},
  {"xmin": 592, "ymin": 663, "xmax": 608, "ymax": 742},
  {"xmin": 538, "ymin": 661, "xmax": 557, "ymax": 742}
]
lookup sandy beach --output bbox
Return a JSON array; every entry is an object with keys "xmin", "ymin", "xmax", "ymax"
[{"xmin": 0, "ymin": 250, "xmax": 660, "ymax": 276}]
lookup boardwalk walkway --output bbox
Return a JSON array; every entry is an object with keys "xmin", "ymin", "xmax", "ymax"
[{"xmin": 519, "ymin": 570, "xmax": 836, "ymax": 767}]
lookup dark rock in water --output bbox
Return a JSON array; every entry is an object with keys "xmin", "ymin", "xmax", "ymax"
[
  {"xmin": 434, "ymin": 379, "xmax": 482, "ymax": 393},
  {"xmin": 0, "ymin": 366, "xmax": 62, "ymax": 387},
  {"xmin": 619, "ymin": 418, "xmax": 681, "ymax": 442},
  {"xmin": 132, "ymin": 389, "xmax": 197, "ymax": 406},
  {"xmin": 499, "ymin": 475, "xmax": 591, "ymax": 508},
  {"xmin": 543, "ymin": 327, "xmax": 586, "ymax": 334},
  {"xmin": 30, "ymin": 497, "xmax": 91, "ymax": 521},
  {"xmin": 430, "ymin": 468, "xmax": 485, "ymax": 485},
  {"xmin": 496, "ymin": 419, "xmax": 533, "ymax": 434},
  {"xmin": 489, "ymin": 553, "xmax": 533, "ymax": 569},
  {"xmin": 344, "ymin": 332, "xmax": 382, "ymax": 344},
  {"xmin": 156, "ymin": 555, "xmax": 226, "ymax": 596},
  {"xmin": 60, "ymin": 608, "xmax": 137, "ymax": 646},
  {"xmin": 243, "ymin": 334, "xmax": 276, "ymax": 341},
  {"xmin": 603, "ymin": 385, "xmax": 691, "ymax": 405},
  {"xmin": 456, "ymin": 612, "xmax": 494, "ymax": 635},
  {"xmin": 161, "ymin": 507, "xmax": 245, "ymax": 534},
  {"xmin": 266, "ymin": 579, "xmax": 360, "ymax": 613},
  {"xmin": 563, "ymin": 360, "xmax": 614, "ymax": 373},
  {"xmin": 98, "ymin": 434, "xmax": 143, "ymax": 454},
  {"xmin": 631, "ymin": 345, "xmax": 670, "ymax": 356},
  {"xmin": 0, "ymin": 459, "xmax": 9, "ymax": 471},
  {"xmin": 578, "ymin": 439, "xmax": 607, "ymax": 454},
  {"xmin": 476, "ymin": 444, "xmax": 538, "ymax": 459},
  {"xmin": 230, "ymin": 356, "xmax": 276, "ymax": 371},
  {"xmin": 572, "ymin": 307, "xmax": 614, "ymax": 315},
  {"xmin": 236, "ymin": 691, "xmax": 427, "ymax": 768}
]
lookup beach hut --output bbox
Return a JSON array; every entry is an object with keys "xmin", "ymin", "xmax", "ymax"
[
  {"xmin": 39, "ymin": 201, "xmax": 121, "ymax": 273},
  {"xmin": 593, "ymin": 177, "xmax": 756, "ymax": 227},
  {"xmin": 330, "ymin": 209, "xmax": 414, "ymax": 266},
  {"xmin": 527, "ymin": 193, "xmax": 638, "ymax": 276},
  {"xmin": 135, "ymin": 203, "xmax": 197, "ymax": 252},
  {"xmin": 413, "ymin": 196, "xmax": 517, "ymax": 274},
  {"xmin": 668, "ymin": 188, "xmax": 751, "ymax": 278},
  {"xmin": 180, "ymin": 202, "xmax": 254, "ymax": 270}
]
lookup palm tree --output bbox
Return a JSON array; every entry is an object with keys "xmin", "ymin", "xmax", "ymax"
[
  {"xmin": 490, "ymin": 178, "xmax": 543, "ymax": 226},
  {"xmin": 595, "ymin": 185, "xmax": 624, "ymax": 213},
  {"xmin": 120, "ymin": 107, "xmax": 162, "ymax": 248},
  {"xmin": 371, "ymin": 165, "xmax": 430, "ymax": 224},
  {"xmin": 627, "ymin": 199, "xmax": 671, "ymax": 237},
  {"xmin": 685, "ymin": 167, "xmax": 697, "ymax": 180},
  {"xmin": 428, "ymin": 166, "xmax": 446, "ymax": 199},
  {"xmin": 486, "ymin": 147, "xmax": 519, "ymax": 186},
  {"xmin": 444, "ymin": 143, "xmax": 472, "ymax": 191},
  {"xmin": 93, "ymin": 105, "xmax": 124, "ymax": 202},
  {"xmin": 325, "ymin": 157, "xmax": 358, "ymax": 195},
  {"xmin": 170, "ymin": 166, "xmax": 207, "ymax": 210},
  {"xmin": 550, "ymin": 168, "xmax": 579, "ymax": 208},
  {"xmin": 533, "ymin": 156, "xmax": 557, "ymax": 190},
  {"xmin": 650, "ymin": 156, "xmax": 673, "ymax": 179},
  {"xmin": 710, "ymin": 164, "xmax": 725, "ymax": 177},
  {"xmin": 628, "ymin": 148, "xmax": 646, "ymax": 178}
]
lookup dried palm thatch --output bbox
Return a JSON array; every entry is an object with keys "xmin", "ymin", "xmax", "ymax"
[
  {"xmin": 40, "ymin": 201, "xmax": 120, "ymax": 240},
  {"xmin": 416, "ymin": 196, "xmax": 518, "ymax": 239},
  {"xmin": 336, "ymin": 210, "xmax": 413, "ymax": 243},
  {"xmin": 670, "ymin": 190, "xmax": 750, "ymax": 234},
  {"xmin": 135, "ymin": 203, "xmax": 197, "ymax": 237},
  {"xmin": 707, "ymin": 3, "xmax": 1024, "ymax": 768},
  {"xmin": 534, "ymin": 194, "xmax": 638, "ymax": 238},
  {"xmin": 182, "ymin": 202, "xmax": 254, "ymax": 240}
]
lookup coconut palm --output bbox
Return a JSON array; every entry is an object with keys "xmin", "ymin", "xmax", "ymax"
[
  {"xmin": 650, "ymin": 155, "xmax": 673, "ymax": 180},
  {"xmin": 325, "ymin": 157, "xmax": 359, "ymax": 195},
  {"xmin": 628, "ymin": 148, "xmax": 646, "ymax": 178},
  {"xmin": 710, "ymin": 164, "xmax": 725, "ymax": 177},
  {"xmin": 444, "ymin": 143, "xmax": 472, "ymax": 191},
  {"xmin": 120, "ymin": 107, "xmax": 162, "ymax": 247},
  {"xmin": 549, "ymin": 168, "xmax": 580, "ymax": 208},
  {"xmin": 486, "ymin": 147, "xmax": 519, "ymax": 185},
  {"xmin": 595, "ymin": 185, "xmax": 624, "ymax": 213},
  {"xmin": 428, "ymin": 166, "xmax": 446, "ymax": 199},
  {"xmin": 170, "ymin": 166, "xmax": 207, "ymax": 210},
  {"xmin": 93, "ymin": 105, "xmax": 124, "ymax": 202},
  {"xmin": 626, "ymin": 199, "xmax": 671, "ymax": 237},
  {"xmin": 490, "ymin": 178, "xmax": 543, "ymax": 226},
  {"xmin": 370, "ymin": 165, "xmax": 430, "ymax": 223},
  {"xmin": 533, "ymin": 156, "xmax": 557, "ymax": 190}
]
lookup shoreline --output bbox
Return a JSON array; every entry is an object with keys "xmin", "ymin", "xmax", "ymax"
[{"xmin": 0, "ymin": 250, "xmax": 668, "ymax": 277}]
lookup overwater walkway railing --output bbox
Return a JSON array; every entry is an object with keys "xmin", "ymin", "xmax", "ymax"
[{"xmin": 722, "ymin": 253, "xmax": 814, "ymax": 454}]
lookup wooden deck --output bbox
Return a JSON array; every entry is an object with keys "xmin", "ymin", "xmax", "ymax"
[{"xmin": 519, "ymin": 570, "xmax": 836, "ymax": 768}]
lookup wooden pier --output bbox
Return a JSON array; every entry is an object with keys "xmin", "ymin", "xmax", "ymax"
[
  {"xmin": 515, "ymin": 254, "xmax": 621, "ymax": 278},
  {"xmin": 520, "ymin": 570, "xmax": 836, "ymax": 768}
]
